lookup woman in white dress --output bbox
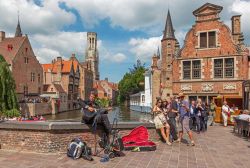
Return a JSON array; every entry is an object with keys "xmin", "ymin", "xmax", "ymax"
[{"xmin": 153, "ymin": 99, "xmax": 171, "ymax": 145}]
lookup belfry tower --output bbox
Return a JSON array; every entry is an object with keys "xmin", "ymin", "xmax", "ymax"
[{"xmin": 85, "ymin": 32, "xmax": 100, "ymax": 81}]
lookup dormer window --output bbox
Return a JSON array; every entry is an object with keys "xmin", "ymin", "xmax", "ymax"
[{"xmin": 199, "ymin": 31, "xmax": 217, "ymax": 49}]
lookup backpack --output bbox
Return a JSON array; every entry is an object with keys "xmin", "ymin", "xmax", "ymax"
[{"xmin": 67, "ymin": 138, "xmax": 85, "ymax": 160}]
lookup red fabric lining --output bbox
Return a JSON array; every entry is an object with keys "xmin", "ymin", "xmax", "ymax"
[
  {"xmin": 122, "ymin": 125, "xmax": 149, "ymax": 144},
  {"xmin": 122, "ymin": 125, "xmax": 156, "ymax": 149}
]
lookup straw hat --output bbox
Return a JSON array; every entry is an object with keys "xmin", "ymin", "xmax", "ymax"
[{"xmin": 178, "ymin": 92, "xmax": 185, "ymax": 98}]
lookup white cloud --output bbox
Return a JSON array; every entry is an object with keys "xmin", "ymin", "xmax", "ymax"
[
  {"xmin": 34, "ymin": 48, "xmax": 61, "ymax": 64},
  {"xmin": 30, "ymin": 31, "xmax": 87, "ymax": 63},
  {"xmin": 0, "ymin": 0, "xmax": 76, "ymax": 35},
  {"xmin": 98, "ymin": 40, "xmax": 127, "ymax": 63},
  {"xmin": 112, "ymin": 53, "xmax": 127, "ymax": 63},
  {"xmin": 129, "ymin": 36, "xmax": 162, "ymax": 61}
]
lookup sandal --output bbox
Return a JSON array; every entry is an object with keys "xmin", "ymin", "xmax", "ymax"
[
  {"xmin": 166, "ymin": 141, "xmax": 172, "ymax": 146},
  {"xmin": 191, "ymin": 141, "xmax": 195, "ymax": 146}
]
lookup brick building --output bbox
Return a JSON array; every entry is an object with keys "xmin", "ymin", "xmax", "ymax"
[
  {"xmin": 79, "ymin": 60, "xmax": 94, "ymax": 100},
  {"xmin": 152, "ymin": 3, "xmax": 249, "ymax": 104},
  {"xmin": 93, "ymin": 78, "xmax": 118, "ymax": 105},
  {"xmin": 42, "ymin": 56, "xmax": 80, "ymax": 111},
  {"xmin": 0, "ymin": 20, "xmax": 43, "ymax": 99}
]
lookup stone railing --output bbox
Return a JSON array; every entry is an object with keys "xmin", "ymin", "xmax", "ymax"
[{"xmin": 0, "ymin": 121, "xmax": 156, "ymax": 153}]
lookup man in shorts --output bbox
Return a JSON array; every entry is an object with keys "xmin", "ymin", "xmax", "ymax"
[{"xmin": 177, "ymin": 92, "xmax": 195, "ymax": 146}]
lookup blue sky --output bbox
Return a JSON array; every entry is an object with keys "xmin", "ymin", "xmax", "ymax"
[{"xmin": 0, "ymin": 0, "xmax": 250, "ymax": 82}]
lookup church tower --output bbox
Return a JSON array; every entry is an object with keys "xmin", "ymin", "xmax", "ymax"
[
  {"xmin": 161, "ymin": 10, "xmax": 179, "ymax": 98},
  {"xmin": 15, "ymin": 14, "xmax": 22, "ymax": 37},
  {"xmin": 85, "ymin": 32, "xmax": 100, "ymax": 81}
]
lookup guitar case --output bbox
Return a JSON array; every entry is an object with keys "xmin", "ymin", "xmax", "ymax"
[{"xmin": 122, "ymin": 125, "xmax": 156, "ymax": 151}]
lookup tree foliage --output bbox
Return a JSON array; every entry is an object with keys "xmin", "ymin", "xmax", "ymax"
[
  {"xmin": 118, "ymin": 60, "xmax": 146, "ymax": 103},
  {"xmin": 0, "ymin": 55, "xmax": 20, "ymax": 118},
  {"xmin": 96, "ymin": 97, "xmax": 111, "ymax": 108}
]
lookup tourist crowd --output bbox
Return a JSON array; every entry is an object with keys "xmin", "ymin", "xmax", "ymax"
[
  {"xmin": 152, "ymin": 92, "xmax": 250, "ymax": 145},
  {"xmin": 3, "ymin": 115, "xmax": 45, "ymax": 121},
  {"xmin": 152, "ymin": 92, "xmax": 215, "ymax": 146},
  {"xmin": 19, "ymin": 97, "xmax": 50, "ymax": 103}
]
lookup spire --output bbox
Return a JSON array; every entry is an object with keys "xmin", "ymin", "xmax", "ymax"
[
  {"xmin": 15, "ymin": 12, "xmax": 22, "ymax": 37},
  {"xmin": 157, "ymin": 46, "xmax": 160, "ymax": 58},
  {"xmin": 163, "ymin": 10, "xmax": 175, "ymax": 39}
]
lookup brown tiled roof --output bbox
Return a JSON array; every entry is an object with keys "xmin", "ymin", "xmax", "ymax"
[
  {"xmin": 0, "ymin": 37, "xmax": 26, "ymax": 64},
  {"xmin": 42, "ymin": 59, "xmax": 79, "ymax": 73}
]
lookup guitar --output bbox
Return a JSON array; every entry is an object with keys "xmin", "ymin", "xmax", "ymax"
[{"xmin": 82, "ymin": 107, "xmax": 112, "ymax": 120}]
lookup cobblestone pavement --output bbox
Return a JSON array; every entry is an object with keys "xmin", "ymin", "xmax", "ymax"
[{"xmin": 0, "ymin": 125, "xmax": 249, "ymax": 168}]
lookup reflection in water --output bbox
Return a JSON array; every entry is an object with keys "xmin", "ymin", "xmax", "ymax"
[{"xmin": 45, "ymin": 106, "xmax": 152, "ymax": 122}]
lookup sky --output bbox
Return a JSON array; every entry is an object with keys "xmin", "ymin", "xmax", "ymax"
[{"xmin": 0, "ymin": 0, "xmax": 250, "ymax": 83}]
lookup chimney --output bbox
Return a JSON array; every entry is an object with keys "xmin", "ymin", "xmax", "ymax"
[
  {"xmin": 231, "ymin": 15, "xmax": 244, "ymax": 45},
  {"xmin": 0, "ymin": 31, "xmax": 5, "ymax": 42},
  {"xmin": 56, "ymin": 57, "xmax": 62, "ymax": 81},
  {"xmin": 57, "ymin": 56, "xmax": 62, "ymax": 62},
  {"xmin": 105, "ymin": 77, "xmax": 108, "ymax": 81}
]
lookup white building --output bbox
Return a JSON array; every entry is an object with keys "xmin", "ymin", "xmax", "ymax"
[{"xmin": 129, "ymin": 70, "xmax": 152, "ymax": 113}]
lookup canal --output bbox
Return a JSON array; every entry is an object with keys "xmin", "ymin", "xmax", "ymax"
[{"xmin": 45, "ymin": 106, "xmax": 153, "ymax": 122}]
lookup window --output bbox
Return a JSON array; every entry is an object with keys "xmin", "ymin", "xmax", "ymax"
[
  {"xmin": 199, "ymin": 31, "xmax": 216, "ymax": 48},
  {"xmin": 183, "ymin": 61, "xmax": 191, "ymax": 79},
  {"xmin": 200, "ymin": 32, "xmax": 207, "ymax": 48},
  {"xmin": 183, "ymin": 60, "xmax": 201, "ymax": 79},
  {"xmin": 214, "ymin": 58, "xmax": 234, "ymax": 78},
  {"xmin": 38, "ymin": 74, "xmax": 41, "ymax": 83},
  {"xmin": 31, "ymin": 72, "xmax": 35, "ymax": 82},
  {"xmin": 192, "ymin": 60, "xmax": 201, "ymax": 79},
  {"xmin": 141, "ymin": 95, "xmax": 145, "ymax": 103},
  {"xmin": 214, "ymin": 59, "xmax": 223, "ymax": 78},
  {"xmin": 225, "ymin": 58, "xmax": 234, "ymax": 78},
  {"xmin": 208, "ymin": 32, "xmax": 216, "ymax": 48},
  {"xmin": 50, "ymin": 88, "xmax": 54, "ymax": 92},
  {"xmin": 23, "ymin": 86, "xmax": 28, "ymax": 95},
  {"xmin": 24, "ymin": 57, "xmax": 28, "ymax": 64}
]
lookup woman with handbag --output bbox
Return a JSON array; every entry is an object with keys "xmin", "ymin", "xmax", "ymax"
[{"xmin": 153, "ymin": 99, "xmax": 172, "ymax": 145}]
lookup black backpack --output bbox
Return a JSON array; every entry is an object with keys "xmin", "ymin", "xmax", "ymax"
[{"xmin": 67, "ymin": 138, "xmax": 93, "ymax": 161}]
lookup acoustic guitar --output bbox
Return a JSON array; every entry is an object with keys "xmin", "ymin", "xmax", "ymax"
[{"xmin": 82, "ymin": 107, "xmax": 112, "ymax": 120}]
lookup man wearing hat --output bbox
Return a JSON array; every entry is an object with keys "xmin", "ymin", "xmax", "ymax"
[{"xmin": 177, "ymin": 92, "xmax": 195, "ymax": 146}]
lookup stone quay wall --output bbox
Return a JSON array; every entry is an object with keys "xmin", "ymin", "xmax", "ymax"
[{"xmin": 0, "ymin": 121, "xmax": 156, "ymax": 153}]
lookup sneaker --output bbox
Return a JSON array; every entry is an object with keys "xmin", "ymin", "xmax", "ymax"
[{"xmin": 176, "ymin": 138, "xmax": 181, "ymax": 143}]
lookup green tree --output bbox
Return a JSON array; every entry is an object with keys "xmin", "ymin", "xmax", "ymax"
[
  {"xmin": 118, "ymin": 60, "xmax": 146, "ymax": 104},
  {"xmin": 0, "ymin": 55, "xmax": 20, "ymax": 118}
]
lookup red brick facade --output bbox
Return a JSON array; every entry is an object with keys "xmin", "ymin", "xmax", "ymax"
[
  {"xmin": 0, "ymin": 34, "xmax": 43, "ymax": 99},
  {"xmin": 153, "ymin": 3, "xmax": 250, "ymax": 103}
]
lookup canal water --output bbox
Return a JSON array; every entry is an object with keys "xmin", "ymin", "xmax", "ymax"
[{"xmin": 45, "ymin": 106, "xmax": 153, "ymax": 122}]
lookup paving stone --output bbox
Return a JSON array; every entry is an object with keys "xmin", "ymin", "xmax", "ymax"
[{"xmin": 0, "ymin": 126, "xmax": 249, "ymax": 168}]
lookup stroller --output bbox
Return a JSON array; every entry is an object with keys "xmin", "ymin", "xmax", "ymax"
[{"xmin": 92, "ymin": 110, "xmax": 124, "ymax": 159}]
